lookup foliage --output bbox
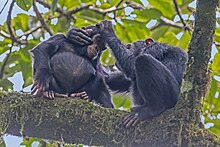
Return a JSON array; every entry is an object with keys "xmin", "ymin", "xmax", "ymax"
[{"xmin": 0, "ymin": 0, "xmax": 220, "ymax": 140}]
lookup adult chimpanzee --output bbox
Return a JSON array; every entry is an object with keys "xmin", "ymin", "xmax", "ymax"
[
  {"xmin": 30, "ymin": 25, "xmax": 113, "ymax": 108},
  {"xmin": 98, "ymin": 20, "xmax": 188, "ymax": 127}
]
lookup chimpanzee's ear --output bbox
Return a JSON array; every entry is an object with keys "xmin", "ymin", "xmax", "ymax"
[{"xmin": 145, "ymin": 38, "xmax": 154, "ymax": 45}]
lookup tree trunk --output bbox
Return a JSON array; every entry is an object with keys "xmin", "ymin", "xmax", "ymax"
[{"xmin": 0, "ymin": 0, "xmax": 219, "ymax": 146}]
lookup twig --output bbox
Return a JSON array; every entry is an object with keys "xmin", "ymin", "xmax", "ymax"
[
  {"xmin": 0, "ymin": 0, "xmax": 9, "ymax": 14},
  {"xmin": 36, "ymin": 0, "xmax": 63, "ymax": 14},
  {"xmin": 0, "ymin": 41, "xmax": 14, "ymax": 79},
  {"xmin": 88, "ymin": 6, "xmax": 124, "ymax": 15},
  {"xmin": 6, "ymin": 0, "xmax": 25, "ymax": 44},
  {"xmin": 151, "ymin": 17, "xmax": 192, "ymax": 32},
  {"xmin": 173, "ymin": 0, "xmax": 186, "ymax": 27},
  {"xmin": 0, "ymin": 30, "xmax": 11, "ymax": 39},
  {"xmin": 67, "ymin": 5, "xmax": 92, "ymax": 15},
  {"xmin": 33, "ymin": 0, "xmax": 53, "ymax": 36},
  {"xmin": 125, "ymin": 0, "xmax": 145, "ymax": 10},
  {"xmin": 173, "ymin": 0, "xmax": 193, "ymax": 32},
  {"xmin": 214, "ymin": 41, "xmax": 220, "ymax": 47},
  {"xmin": 114, "ymin": 0, "xmax": 124, "ymax": 21},
  {"xmin": 116, "ymin": 0, "xmax": 124, "ymax": 8},
  {"xmin": 36, "ymin": 0, "xmax": 75, "ymax": 20},
  {"xmin": 18, "ymin": 26, "xmax": 42, "ymax": 39}
]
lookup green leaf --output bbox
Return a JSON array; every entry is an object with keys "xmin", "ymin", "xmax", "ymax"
[
  {"xmin": 177, "ymin": 31, "xmax": 191, "ymax": 49},
  {"xmin": 52, "ymin": 0, "xmax": 58, "ymax": 12},
  {"xmin": 14, "ymin": 14, "xmax": 29, "ymax": 32},
  {"xmin": 0, "ymin": 138, "xmax": 6, "ymax": 147},
  {"xmin": 16, "ymin": 0, "xmax": 33, "ymax": 11},
  {"xmin": 113, "ymin": 94, "xmax": 131, "ymax": 109},
  {"xmin": 0, "ymin": 78, "xmax": 13, "ymax": 90},
  {"xmin": 148, "ymin": 0, "xmax": 175, "ymax": 18},
  {"xmin": 212, "ymin": 53, "xmax": 220, "ymax": 74},
  {"xmin": 100, "ymin": 49, "xmax": 115, "ymax": 65},
  {"xmin": 81, "ymin": 0, "xmax": 96, "ymax": 4},
  {"xmin": 135, "ymin": 8, "xmax": 162, "ymax": 23},
  {"xmin": 158, "ymin": 32, "xmax": 178, "ymax": 46}
]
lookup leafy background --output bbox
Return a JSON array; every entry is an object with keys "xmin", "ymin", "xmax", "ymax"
[{"xmin": 0, "ymin": 0, "xmax": 220, "ymax": 146}]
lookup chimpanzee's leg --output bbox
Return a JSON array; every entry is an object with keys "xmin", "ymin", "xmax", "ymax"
[
  {"xmin": 85, "ymin": 73, "xmax": 114, "ymax": 108},
  {"xmin": 123, "ymin": 54, "xmax": 179, "ymax": 127}
]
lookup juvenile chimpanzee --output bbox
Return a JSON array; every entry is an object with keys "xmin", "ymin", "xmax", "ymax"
[
  {"xmin": 97, "ymin": 20, "xmax": 188, "ymax": 127},
  {"xmin": 30, "ymin": 26, "xmax": 113, "ymax": 108}
]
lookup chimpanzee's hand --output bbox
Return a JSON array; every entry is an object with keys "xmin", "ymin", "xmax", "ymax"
[
  {"xmin": 97, "ymin": 20, "xmax": 116, "ymax": 38},
  {"xmin": 31, "ymin": 70, "xmax": 52, "ymax": 97},
  {"xmin": 66, "ymin": 27, "xmax": 93, "ymax": 46}
]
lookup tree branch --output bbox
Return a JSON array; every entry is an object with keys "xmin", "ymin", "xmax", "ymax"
[
  {"xmin": 33, "ymin": 0, "xmax": 53, "ymax": 36},
  {"xmin": 0, "ymin": 91, "xmax": 219, "ymax": 146},
  {"xmin": 0, "ymin": 30, "xmax": 11, "ymax": 39},
  {"xmin": 0, "ymin": 0, "xmax": 9, "ymax": 14},
  {"xmin": 177, "ymin": 0, "xmax": 218, "ymax": 132},
  {"xmin": 173, "ymin": 0, "xmax": 186, "ymax": 27},
  {"xmin": 151, "ymin": 16, "xmax": 192, "ymax": 31},
  {"xmin": 6, "ymin": 0, "xmax": 25, "ymax": 44}
]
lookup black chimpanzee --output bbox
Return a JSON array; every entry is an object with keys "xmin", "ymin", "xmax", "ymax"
[
  {"xmin": 30, "ymin": 25, "xmax": 113, "ymax": 108},
  {"xmin": 94, "ymin": 20, "xmax": 187, "ymax": 127}
]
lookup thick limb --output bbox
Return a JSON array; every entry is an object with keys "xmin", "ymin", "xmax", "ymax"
[
  {"xmin": 123, "ymin": 54, "xmax": 179, "ymax": 127},
  {"xmin": 99, "ymin": 20, "xmax": 136, "ymax": 79},
  {"xmin": 85, "ymin": 73, "xmax": 114, "ymax": 108},
  {"xmin": 30, "ymin": 34, "xmax": 67, "ymax": 93},
  {"xmin": 105, "ymin": 71, "xmax": 131, "ymax": 93}
]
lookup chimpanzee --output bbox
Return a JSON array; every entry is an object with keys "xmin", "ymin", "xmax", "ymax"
[
  {"xmin": 30, "ymin": 25, "xmax": 114, "ymax": 108},
  {"xmin": 95, "ymin": 20, "xmax": 188, "ymax": 127}
]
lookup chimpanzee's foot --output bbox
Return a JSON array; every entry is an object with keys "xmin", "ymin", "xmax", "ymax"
[
  {"xmin": 43, "ymin": 91, "xmax": 68, "ymax": 99},
  {"xmin": 122, "ymin": 105, "xmax": 166, "ymax": 128},
  {"xmin": 69, "ymin": 91, "xmax": 89, "ymax": 100}
]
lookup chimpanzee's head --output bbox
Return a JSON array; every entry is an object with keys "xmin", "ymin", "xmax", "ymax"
[
  {"xmin": 83, "ymin": 25, "xmax": 106, "ymax": 52},
  {"xmin": 126, "ymin": 38, "xmax": 154, "ymax": 56}
]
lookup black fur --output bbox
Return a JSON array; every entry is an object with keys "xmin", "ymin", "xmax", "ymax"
[
  {"xmin": 99, "ymin": 20, "xmax": 187, "ymax": 127},
  {"xmin": 30, "ymin": 26, "xmax": 113, "ymax": 108}
]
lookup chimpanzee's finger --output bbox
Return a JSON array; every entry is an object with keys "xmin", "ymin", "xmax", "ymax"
[
  {"xmin": 69, "ymin": 35, "xmax": 92, "ymax": 45},
  {"xmin": 123, "ymin": 113, "xmax": 134, "ymax": 127},
  {"xmin": 34, "ymin": 89, "xmax": 43, "ymax": 97},
  {"xmin": 50, "ymin": 91, "xmax": 55, "ymax": 99},
  {"xmin": 71, "ymin": 28, "xmax": 90, "ymax": 36},
  {"xmin": 69, "ymin": 29, "xmax": 92, "ymax": 43},
  {"xmin": 125, "ymin": 117, "xmax": 138, "ymax": 128},
  {"xmin": 132, "ymin": 119, "xmax": 141, "ymax": 127},
  {"xmin": 31, "ymin": 81, "xmax": 38, "ymax": 90},
  {"xmin": 74, "ymin": 31, "xmax": 93, "ymax": 43},
  {"xmin": 31, "ymin": 84, "xmax": 39, "ymax": 95},
  {"xmin": 54, "ymin": 93, "xmax": 68, "ymax": 97}
]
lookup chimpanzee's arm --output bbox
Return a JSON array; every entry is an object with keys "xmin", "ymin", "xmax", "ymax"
[
  {"xmin": 105, "ymin": 71, "xmax": 131, "ymax": 93},
  {"xmin": 30, "ymin": 34, "xmax": 66, "ymax": 94},
  {"xmin": 98, "ymin": 21, "xmax": 136, "ymax": 79}
]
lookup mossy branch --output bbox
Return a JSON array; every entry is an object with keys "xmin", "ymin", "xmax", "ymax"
[{"xmin": 0, "ymin": 91, "xmax": 219, "ymax": 146}]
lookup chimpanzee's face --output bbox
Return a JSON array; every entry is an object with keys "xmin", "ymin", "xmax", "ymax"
[{"xmin": 125, "ymin": 38, "xmax": 154, "ymax": 55}]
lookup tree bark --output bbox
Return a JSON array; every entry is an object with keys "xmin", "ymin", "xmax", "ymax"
[{"xmin": 0, "ymin": 0, "xmax": 219, "ymax": 146}]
